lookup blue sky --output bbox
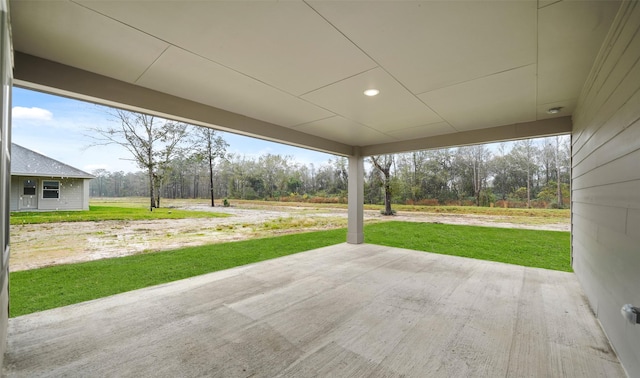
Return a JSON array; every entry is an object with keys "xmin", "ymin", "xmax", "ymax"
[{"xmin": 11, "ymin": 87, "xmax": 337, "ymax": 173}]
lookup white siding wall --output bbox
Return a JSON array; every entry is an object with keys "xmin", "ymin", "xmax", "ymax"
[
  {"xmin": 83, "ymin": 178, "xmax": 90, "ymax": 210},
  {"xmin": 9, "ymin": 176, "xmax": 19, "ymax": 211},
  {"xmin": 572, "ymin": 1, "xmax": 640, "ymax": 375},
  {"xmin": 37, "ymin": 178, "xmax": 88, "ymax": 211},
  {"xmin": 10, "ymin": 177, "xmax": 89, "ymax": 211}
]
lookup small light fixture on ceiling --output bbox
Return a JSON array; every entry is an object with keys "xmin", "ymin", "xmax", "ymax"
[
  {"xmin": 547, "ymin": 106, "xmax": 563, "ymax": 114},
  {"xmin": 364, "ymin": 89, "xmax": 380, "ymax": 97}
]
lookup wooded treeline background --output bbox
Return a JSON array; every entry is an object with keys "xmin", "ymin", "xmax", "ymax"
[{"xmin": 90, "ymin": 134, "xmax": 571, "ymax": 209}]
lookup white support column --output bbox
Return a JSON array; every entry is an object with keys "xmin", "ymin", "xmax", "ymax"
[
  {"xmin": 0, "ymin": 0, "xmax": 11, "ymax": 366},
  {"xmin": 347, "ymin": 152, "xmax": 364, "ymax": 244}
]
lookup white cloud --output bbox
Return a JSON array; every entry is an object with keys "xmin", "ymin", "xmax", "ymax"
[{"xmin": 12, "ymin": 106, "xmax": 53, "ymax": 121}]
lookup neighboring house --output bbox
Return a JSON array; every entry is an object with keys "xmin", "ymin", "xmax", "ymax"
[{"xmin": 9, "ymin": 144, "xmax": 94, "ymax": 211}]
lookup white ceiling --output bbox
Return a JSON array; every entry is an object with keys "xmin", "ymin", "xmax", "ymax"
[{"xmin": 10, "ymin": 0, "xmax": 620, "ymax": 155}]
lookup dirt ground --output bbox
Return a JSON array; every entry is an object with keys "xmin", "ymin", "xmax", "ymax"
[{"xmin": 9, "ymin": 204, "xmax": 570, "ymax": 272}]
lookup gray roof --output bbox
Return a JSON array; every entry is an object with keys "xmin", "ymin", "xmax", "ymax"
[{"xmin": 10, "ymin": 143, "xmax": 94, "ymax": 179}]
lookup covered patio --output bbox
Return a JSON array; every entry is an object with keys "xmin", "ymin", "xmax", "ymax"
[
  {"xmin": 1, "ymin": 0, "xmax": 639, "ymax": 375},
  {"xmin": 4, "ymin": 244, "xmax": 624, "ymax": 377}
]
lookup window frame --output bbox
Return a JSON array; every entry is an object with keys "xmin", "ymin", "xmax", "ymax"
[
  {"xmin": 42, "ymin": 180, "xmax": 60, "ymax": 199},
  {"xmin": 23, "ymin": 179, "xmax": 36, "ymax": 196}
]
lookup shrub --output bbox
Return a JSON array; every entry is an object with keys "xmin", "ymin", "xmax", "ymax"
[
  {"xmin": 479, "ymin": 189, "xmax": 496, "ymax": 207},
  {"xmin": 223, "ymin": 198, "xmax": 230, "ymax": 207},
  {"xmin": 406, "ymin": 198, "xmax": 439, "ymax": 206}
]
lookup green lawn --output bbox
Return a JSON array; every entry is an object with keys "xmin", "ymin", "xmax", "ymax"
[
  {"xmin": 10, "ymin": 222, "xmax": 570, "ymax": 317},
  {"xmin": 10, "ymin": 228, "xmax": 348, "ymax": 317},
  {"xmin": 10, "ymin": 205, "xmax": 229, "ymax": 225},
  {"xmin": 365, "ymin": 222, "xmax": 571, "ymax": 272}
]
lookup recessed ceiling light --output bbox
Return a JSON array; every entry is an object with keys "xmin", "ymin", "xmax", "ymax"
[
  {"xmin": 364, "ymin": 89, "xmax": 380, "ymax": 97},
  {"xmin": 547, "ymin": 106, "xmax": 563, "ymax": 114}
]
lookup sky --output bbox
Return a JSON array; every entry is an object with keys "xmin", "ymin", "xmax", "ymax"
[{"xmin": 11, "ymin": 87, "xmax": 337, "ymax": 174}]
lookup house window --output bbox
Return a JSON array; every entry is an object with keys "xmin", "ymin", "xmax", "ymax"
[
  {"xmin": 42, "ymin": 180, "xmax": 59, "ymax": 199},
  {"xmin": 23, "ymin": 179, "xmax": 36, "ymax": 195}
]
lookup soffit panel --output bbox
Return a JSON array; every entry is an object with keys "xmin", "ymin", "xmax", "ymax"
[
  {"xmin": 77, "ymin": 0, "xmax": 378, "ymax": 96},
  {"xmin": 308, "ymin": 1, "xmax": 537, "ymax": 95},
  {"xmin": 301, "ymin": 67, "xmax": 443, "ymax": 133},
  {"xmin": 137, "ymin": 47, "xmax": 334, "ymax": 128},
  {"xmin": 537, "ymin": 0, "xmax": 620, "ymax": 105},
  {"xmin": 10, "ymin": 0, "xmax": 620, "ymax": 156},
  {"xmin": 11, "ymin": 1, "xmax": 168, "ymax": 83},
  {"xmin": 293, "ymin": 116, "xmax": 392, "ymax": 146},
  {"xmin": 419, "ymin": 65, "xmax": 537, "ymax": 131}
]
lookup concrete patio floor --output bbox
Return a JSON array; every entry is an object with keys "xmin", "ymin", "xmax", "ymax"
[{"xmin": 3, "ymin": 243, "xmax": 626, "ymax": 377}]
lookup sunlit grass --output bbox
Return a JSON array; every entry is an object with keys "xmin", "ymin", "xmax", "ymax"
[
  {"xmin": 10, "ymin": 228, "xmax": 347, "ymax": 317},
  {"xmin": 10, "ymin": 222, "xmax": 570, "ymax": 317},
  {"xmin": 10, "ymin": 204, "xmax": 229, "ymax": 225},
  {"xmin": 365, "ymin": 222, "xmax": 571, "ymax": 272}
]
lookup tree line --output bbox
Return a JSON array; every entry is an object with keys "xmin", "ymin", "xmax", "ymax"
[{"xmin": 88, "ymin": 111, "xmax": 570, "ymax": 209}]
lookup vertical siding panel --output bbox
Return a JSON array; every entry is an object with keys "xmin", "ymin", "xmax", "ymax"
[
  {"xmin": 0, "ymin": 0, "xmax": 11, "ymax": 367},
  {"xmin": 572, "ymin": 1, "xmax": 640, "ymax": 375},
  {"xmin": 9, "ymin": 176, "xmax": 17, "ymax": 211},
  {"xmin": 83, "ymin": 179, "xmax": 90, "ymax": 210}
]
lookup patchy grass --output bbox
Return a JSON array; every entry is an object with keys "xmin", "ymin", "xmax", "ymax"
[
  {"xmin": 365, "ymin": 221, "xmax": 571, "ymax": 272},
  {"xmin": 10, "ymin": 205, "xmax": 229, "ymax": 225},
  {"xmin": 10, "ymin": 229, "xmax": 347, "ymax": 317},
  {"xmin": 487, "ymin": 216, "xmax": 568, "ymax": 226},
  {"xmin": 230, "ymin": 199, "xmax": 570, "ymax": 217},
  {"xmin": 260, "ymin": 216, "xmax": 347, "ymax": 231},
  {"xmin": 92, "ymin": 197, "xmax": 570, "ymax": 218},
  {"xmin": 390, "ymin": 205, "xmax": 570, "ymax": 218}
]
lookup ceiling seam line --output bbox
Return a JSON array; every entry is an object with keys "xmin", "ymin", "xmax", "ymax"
[
  {"xmin": 297, "ymin": 67, "xmax": 379, "ymax": 97},
  {"xmin": 292, "ymin": 113, "xmax": 400, "ymax": 141},
  {"xmin": 166, "ymin": 45, "xmax": 347, "ymax": 121},
  {"xmin": 537, "ymin": 0, "xmax": 563, "ymax": 10},
  {"xmin": 415, "ymin": 63, "xmax": 538, "ymax": 97},
  {"xmin": 69, "ymin": 0, "xmax": 339, "ymax": 116},
  {"xmin": 134, "ymin": 45, "xmax": 171, "ymax": 84},
  {"xmin": 70, "ymin": 0, "xmax": 448, "ymax": 141},
  {"xmin": 302, "ymin": 0, "xmax": 450, "ymax": 130},
  {"xmin": 70, "ymin": 1, "xmax": 177, "ymax": 47},
  {"xmin": 289, "ymin": 115, "xmax": 337, "ymax": 129}
]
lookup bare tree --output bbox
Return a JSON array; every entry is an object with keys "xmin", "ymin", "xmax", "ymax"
[
  {"xmin": 87, "ymin": 109, "xmax": 191, "ymax": 210},
  {"xmin": 371, "ymin": 154, "xmax": 394, "ymax": 215},
  {"xmin": 91, "ymin": 168, "xmax": 109, "ymax": 197},
  {"xmin": 193, "ymin": 127, "xmax": 228, "ymax": 207},
  {"xmin": 513, "ymin": 139, "xmax": 539, "ymax": 208},
  {"xmin": 458, "ymin": 145, "xmax": 491, "ymax": 206},
  {"xmin": 556, "ymin": 136, "xmax": 564, "ymax": 208}
]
